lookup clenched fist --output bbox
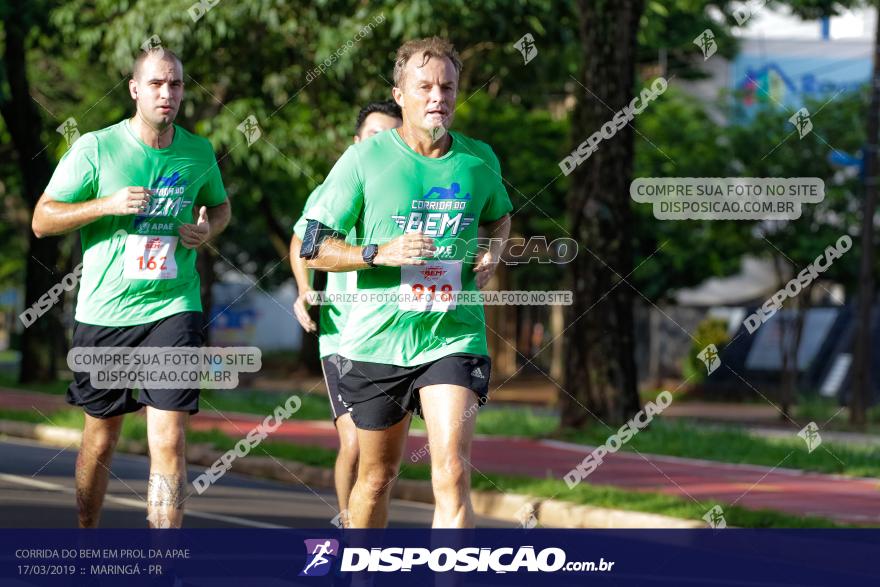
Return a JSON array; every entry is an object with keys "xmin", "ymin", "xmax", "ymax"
[
  {"xmin": 103, "ymin": 186, "xmax": 154, "ymax": 216},
  {"xmin": 178, "ymin": 206, "xmax": 211, "ymax": 249},
  {"xmin": 374, "ymin": 232, "xmax": 437, "ymax": 267}
]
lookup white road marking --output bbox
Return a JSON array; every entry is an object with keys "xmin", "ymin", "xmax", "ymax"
[{"xmin": 0, "ymin": 472, "xmax": 288, "ymax": 529}]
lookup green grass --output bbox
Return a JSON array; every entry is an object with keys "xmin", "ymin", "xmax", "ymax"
[
  {"xmin": 408, "ymin": 405, "xmax": 558, "ymax": 437},
  {"xmin": 0, "ymin": 406, "xmax": 858, "ymax": 527},
  {"xmin": 466, "ymin": 473, "xmax": 848, "ymax": 528},
  {"xmin": 42, "ymin": 409, "xmax": 85, "ymax": 429},
  {"xmin": 199, "ymin": 388, "xmax": 331, "ymax": 421},
  {"xmin": 192, "ymin": 391, "xmax": 880, "ymax": 477},
  {"xmin": 0, "ymin": 407, "xmax": 147, "ymax": 440},
  {"xmin": 0, "ymin": 375, "xmax": 333, "ymax": 420},
  {"xmin": 4, "ymin": 381, "xmax": 880, "ymax": 478},
  {"xmin": 186, "ymin": 418, "xmax": 846, "ymax": 528},
  {"xmin": 558, "ymin": 419, "xmax": 880, "ymax": 478},
  {"xmin": 0, "ymin": 350, "xmax": 20, "ymax": 363},
  {"xmin": 794, "ymin": 395, "xmax": 880, "ymax": 429},
  {"xmin": 415, "ymin": 400, "xmax": 880, "ymax": 480},
  {"xmin": 0, "ymin": 373, "xmax": 70, "ymax": 396},
  {"xmin": 232, "ymin": 436, "xmax": 848, "ymax": 527},
  {"xmin": 795, "ymin": 396, "xmax": 841, "ymax": 423},
  {"xmin": 0, "ymin": 408, "xmax": 46, "ymax": 424}
]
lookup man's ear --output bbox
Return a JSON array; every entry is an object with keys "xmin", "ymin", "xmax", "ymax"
[
  {"xmin": 128, "ymin": 78, "xmax": 138, "ymax": 101},
  {"xmin": 391, "ymin": 86, "xmax": 404, "ymax": 108}
]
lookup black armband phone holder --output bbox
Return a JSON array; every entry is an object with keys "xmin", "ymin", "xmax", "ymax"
[{"xmin": 300, "ymin": 219, "xmax": 341, "ymax": 259}]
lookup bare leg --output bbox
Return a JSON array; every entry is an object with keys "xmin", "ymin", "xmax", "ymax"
[
  {"xmin": 347, "ymin": 414, "xmax": 410, "ymax": 528},
  {"xmin": 333, "ymin": 412, "xmax": 359, "ymax": 527},
  {"xmin": 75, "ymin": 413, "xmax": 124, "ymax": 528},
  {"xmin": 420, "ymin": 384, "xmax": 479, "ymax": 529},
  {"xmin": 145, "ymin": 406, "xmax": 188, "ymax": 528}
]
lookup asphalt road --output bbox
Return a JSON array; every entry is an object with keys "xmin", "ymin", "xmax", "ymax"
[{"xmin": 0, "ymin": 438, "xmax": 513, "ymax": 528}]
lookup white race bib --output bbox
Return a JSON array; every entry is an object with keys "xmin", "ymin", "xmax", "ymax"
[
  {"xmin": 123, "ymin": 235, "xmax": 178, "ymax": 280},
  {"xmin": 399, "ymin": 260, "xmax": 461, "ymax": 312}
]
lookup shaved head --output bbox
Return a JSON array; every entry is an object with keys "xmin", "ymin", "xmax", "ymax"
[{"xmin": 132, "ymin": 48, "xmax": 183, "ymax": 81}]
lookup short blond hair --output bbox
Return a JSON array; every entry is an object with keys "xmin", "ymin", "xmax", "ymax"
[{"xmin": 393, "ymin": 37, "xmax": 462, "ymax": 87}]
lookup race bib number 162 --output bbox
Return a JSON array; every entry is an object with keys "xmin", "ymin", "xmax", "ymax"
[{"xmin": 123, "ymin": 235, "xmax": 178, "ymax": 280}]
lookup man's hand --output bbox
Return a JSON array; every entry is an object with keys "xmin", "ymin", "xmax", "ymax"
[
  {"xmin": 473, "ymin": 248, "xmax": 499, "ymax": 289},
  {"xmin": 178, "ymin": 206, "xmax": 211, "ymax": 249},
  {"xmin": 294, "ymin": 288, "xmax": 317, "ymax": 333},
  {"xmin": 374, "ymin": 233, "xmax": 436, "ymax": 267},
  {"xmin": 103, "ymin": 186, "xmax": 154, "ymax": 216},
  {"xmin": 473, "ymin": 215, "xmax": 510, "ymax": 289}
]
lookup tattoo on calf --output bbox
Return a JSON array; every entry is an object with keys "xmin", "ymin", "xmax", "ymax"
[
  {"xmin": 146, "ymin": 473, "xmax": 184, "ymax": 528},
  {"xmin": 147, "ymin": 510, "xmax": 173, "ymax": 529},
  {"xmin": 147, "ymin": 473, "xmax": 184, "ymax": 508}
]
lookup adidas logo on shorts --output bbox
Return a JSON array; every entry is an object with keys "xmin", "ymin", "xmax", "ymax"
[{"xmin": 471, "ymin": 367, "xmax": 484, "ymax": 379}]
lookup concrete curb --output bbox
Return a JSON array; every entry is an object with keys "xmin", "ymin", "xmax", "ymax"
[{"xmin": 0, "ymin": 419, "xmax": 704, "ymax": 529}]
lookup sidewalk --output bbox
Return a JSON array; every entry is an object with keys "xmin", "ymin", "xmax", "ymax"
[{"xmin": 2, "ymin": 388, "xmax": 878, "ymax": 525}]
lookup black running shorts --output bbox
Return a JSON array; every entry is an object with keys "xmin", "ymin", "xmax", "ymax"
[
  {"xmin": 336, "ymin": 353, "xmax": 491, "ymax": 430},
  {"xmin": 66, "ymin": 311, "xmax": 204, "ymax": 418}
]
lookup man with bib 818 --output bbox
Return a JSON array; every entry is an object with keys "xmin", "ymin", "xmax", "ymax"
[
  {"xmin": 31, "ymin": 47, "xmax": 230, "ymax": 528},
  {"xmin": 290, "ymin": 99, "xmax": 403, "ymax": 529},
  {"xmin": 301, "ymin": 37, "xmax": 512, "ymax": 529}
]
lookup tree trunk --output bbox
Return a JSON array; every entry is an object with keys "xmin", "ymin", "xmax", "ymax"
[
  {"xmin": 771, "ymin": 254, "xmax": 794, "ymax": 420},
  {"xmin": 781, "ymin": 284, "xmax": 812, "ymax": 421},
  {"xmin": 549, "ymin": 302, "xmax": 565, "ymax": 381},
  {"xmin": 851, "ymin": 8, "xmax": 880, "ymax": 427},
  {"xmin": 785, "ymin": 292, "xmax": 810, "ymax": 416},
  {"xmin": 561, "ymin": 0, "xmax": 644, "ymax": 428},
  {"xmin": 485, "ymin": 262, "xmax": 516, "ymax": 378},
  {"xmin": 1, "ymin": 1, "xmax": 61, "ymax": 383}
]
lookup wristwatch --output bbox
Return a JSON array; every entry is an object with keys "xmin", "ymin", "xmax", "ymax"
[{"xmin": 362, "ymin": 244, "xmax": 379, "ymax": 267}]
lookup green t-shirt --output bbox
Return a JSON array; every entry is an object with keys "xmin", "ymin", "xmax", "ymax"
[
  {"xmin": 306, "ymin": 128, "xmax": 512, "ymax": 366},
  {"xmin": 45, "ymin": 119, "xmax": 227, "ymax": 327},
  {"xmin": 293, "ymin": 186, "xmax": 356, "ymax": 358}
]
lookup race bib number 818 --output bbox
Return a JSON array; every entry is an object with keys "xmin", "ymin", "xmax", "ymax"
[{"xmin": 399, "ymin": 260, "xmax": 461, "ymax": 312}]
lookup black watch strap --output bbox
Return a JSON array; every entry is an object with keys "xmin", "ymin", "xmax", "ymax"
[{"xmin": 362, "ymin": 244, "xmax": 379, "ymax": 267}]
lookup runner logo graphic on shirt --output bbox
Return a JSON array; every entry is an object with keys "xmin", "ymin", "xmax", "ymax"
[
  {"xmin": 423, "ymin": 182, "xmax": 471, "ymax": 200},
  {"xmin": 134, "ymin": 172, "xmax": 193, "ymax": 233},
  {"xmin": 391, "ymin": 182, "xmax": 475, "ymax": 237}
]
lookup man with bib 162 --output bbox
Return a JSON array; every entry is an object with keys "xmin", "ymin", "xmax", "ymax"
[{"xmin": 31, "ymin": 47, "xmax": 230, "ymax": 528}]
